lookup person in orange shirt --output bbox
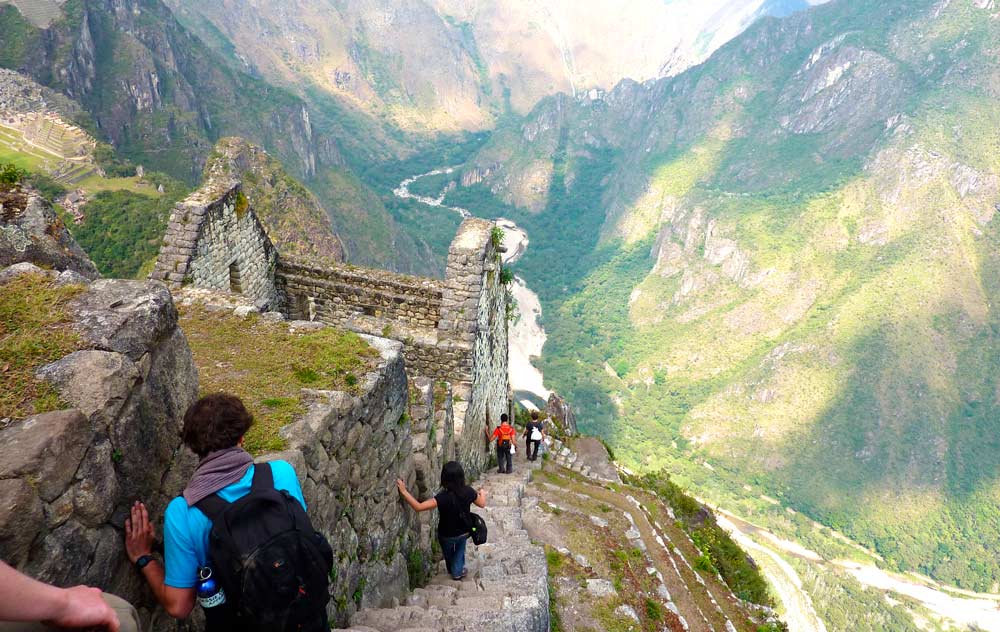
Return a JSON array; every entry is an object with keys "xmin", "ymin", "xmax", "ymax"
[{"xmin": 491, "ymin": 414, "xmax": 517, "ymax": 474}]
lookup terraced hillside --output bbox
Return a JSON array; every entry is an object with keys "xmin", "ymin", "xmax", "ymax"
[
  {"xmin": 0, "ymin": 0, "xmax": 64, "ymax": 27},
  {"xmin": 525, "ymin": 438, "xmax": 781, "ymax": 632}
]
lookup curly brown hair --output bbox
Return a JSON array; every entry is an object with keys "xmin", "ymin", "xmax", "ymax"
[{"xmin": 181, "ymin": 393, "xmax": 254, "ymax": 457}]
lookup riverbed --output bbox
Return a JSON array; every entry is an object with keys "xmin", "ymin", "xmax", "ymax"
[{"xmin": 394, "ymin": 171, "xmax": 551, "ymax": 406}]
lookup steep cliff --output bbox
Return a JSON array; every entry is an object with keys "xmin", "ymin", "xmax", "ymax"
[
  {"xmin": 0, "ymin": 0, "xmax": 433, "ymax": 273},
  {"xmin": 438, "ymin": 0, "xmax": 1000, "ymax": 608}
]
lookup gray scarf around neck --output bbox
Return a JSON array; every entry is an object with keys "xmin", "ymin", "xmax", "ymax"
[{"xmin": 183, "ymin": 447, "xmax": 255, "ymax": 506}]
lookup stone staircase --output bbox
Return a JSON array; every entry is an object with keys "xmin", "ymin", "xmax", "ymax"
[{"xmin": 341, "ymin": 459, "xmax": 549, "ymax": 632}]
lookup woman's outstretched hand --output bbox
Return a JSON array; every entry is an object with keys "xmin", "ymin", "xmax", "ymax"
[{"xmin": 396, "ymin": 478, "xmax": 407, "ymax": 495}]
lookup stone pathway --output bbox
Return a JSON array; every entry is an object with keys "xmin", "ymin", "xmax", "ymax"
[
  {"xmin": 547, "ymin": 437, "xmax": 620, "ymax": 483},
  {"xmin": 341, "ymin": 457, "xmax": 549, "ymax": 632}
]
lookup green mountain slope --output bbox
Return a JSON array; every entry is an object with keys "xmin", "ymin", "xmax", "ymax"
[
  {"xmin": 440, "ymin": 0, "xmax": 1000, "ymax": 595},
  {"xmin": 0, "ymin": 0, "xmax": 435, "ymax": 273}
]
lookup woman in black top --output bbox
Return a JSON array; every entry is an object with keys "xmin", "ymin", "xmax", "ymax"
[{"xmin": 397, "ymin": 461, "xmax": 486, "ymax": 580}]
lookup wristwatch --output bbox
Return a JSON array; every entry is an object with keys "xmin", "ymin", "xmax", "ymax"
[{"xmin": 135, "ymin": 554, "xmax": 156, "ymax": 570}]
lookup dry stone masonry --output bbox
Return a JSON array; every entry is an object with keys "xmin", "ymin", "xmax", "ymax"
[
  {"xmin": 150, "ymin": 181, "xmax": 280, "ymax": 310},
  {"xmin": 0, "ymin": 165, "xmax": 521, "ymax": 629},
  {"xmin": 150, "ymin": 175, "xmax": 511, "ymax": 479}
]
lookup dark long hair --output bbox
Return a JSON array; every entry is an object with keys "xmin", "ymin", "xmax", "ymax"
[{"xmin": 440, "ymin": 461, "xmax": 466, "ymax": 492}]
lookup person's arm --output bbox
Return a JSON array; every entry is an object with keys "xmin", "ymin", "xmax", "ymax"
[
  {"xmin": 396, "ymin": 479, "xmax": 437, "ymax": 512},
  {"xmin": 0, "ymin": 561, "xmax": 120, "ymax": 631},
  {"xmin": 125, "ymin": 501, "xmax": 197, "ymax": 619}
]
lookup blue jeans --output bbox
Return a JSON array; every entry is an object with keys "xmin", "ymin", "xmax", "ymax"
[{"xmin": 440, "ymin": 534, "xmax": 469, "ymax": 579}]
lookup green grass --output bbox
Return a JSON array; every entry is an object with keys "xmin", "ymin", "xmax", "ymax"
[
  {"xmin": 179, "ymin": 306, "xmax": 379, "ymax": 454},
  {"xmin": 0, "ymin": 273, "xmax": 84, "ymax": 420},
  {"xmin": 66, "ymin": 183, "xmax": 185, "ymax": 278}
]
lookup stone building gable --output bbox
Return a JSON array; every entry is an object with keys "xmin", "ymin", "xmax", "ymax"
[{"xmin": 150, "ymin": 180, "xmax": 280, "ymax": 309}]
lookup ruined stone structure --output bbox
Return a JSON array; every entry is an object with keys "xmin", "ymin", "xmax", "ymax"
[
  {"xmin": 151, "ymin": 183, "xmax": 281, "ymax": 310},
  {"xmin": 0, "ymin": 169, "xmax": 528, "ymax": 630},
  {"xmin": 151, "ymin": 176, "xmax": 511, "ymax": 477}
]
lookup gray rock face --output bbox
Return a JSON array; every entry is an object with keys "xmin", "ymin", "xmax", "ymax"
[
  {"xmin": 0, "ymin": 188, "xmax": 99, "ymax": 279},
  {"xmin": 0, "ymin": 479, "xmax": 45, "ymax": 567},
  {"xmin": 0, "ymin": 264, "xmax": 198, "ymax": 629},
  {"xmin": 68, "ymin": 279, "xmax": 180, "ymax": 361},
  {"xmin": 0, "ymin": 410, "xmax": 92, "ymax": 502},
  {"xmin": 545, "ymin": 393, "xmax": 578, "ymax": 436}
]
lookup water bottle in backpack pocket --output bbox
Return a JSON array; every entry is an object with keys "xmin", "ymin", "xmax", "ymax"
[
  {"xmin": 196, "ymin": 462, "xmax": 334, "ymax": 632},
  {"xmin": 197, "ymin": 566, "xmax": 236, "ymax": 629}
]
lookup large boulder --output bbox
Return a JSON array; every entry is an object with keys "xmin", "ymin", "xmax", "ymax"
[
  {"xmin": 0, "ymin": 410, "xmax": 93, "ymax": 502},
  {"xmin": 0, "ymin": 186, "xmax": 99, "ymax": 279},
  {"xmin": 0, "ymin": 262, "xmax": 199, "ymax": 629}
]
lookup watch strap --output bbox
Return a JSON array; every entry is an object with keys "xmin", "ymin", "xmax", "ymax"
[{"xmin": 135, "ymin": 554, "xmax": 155, "ymax": 570}]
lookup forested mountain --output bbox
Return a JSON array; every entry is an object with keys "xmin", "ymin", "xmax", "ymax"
[
  {"xmin": 5, "ymin": 0, "xmax": 1000, "ymax": 626},
  {"xmin": 430, "ymin": 0, "xmax": 1000, "ymax": 595}
]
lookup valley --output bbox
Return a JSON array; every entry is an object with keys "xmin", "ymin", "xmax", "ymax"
[{"xmin": 3, "ymin": 0, "xmax": 1000, "ymax": 629}]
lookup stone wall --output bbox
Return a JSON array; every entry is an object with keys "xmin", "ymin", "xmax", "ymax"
[
  {"xmin": 263, "ymin": 333, "xmax": 426, "ymax": 626},
  {"xmin": 277, "ymin": 258, "xmax": 444, "ymax": 341},
  {"xmin": 0, "ymin": 263, "xmax": 200, "ymax": 631},
  {"xmin": 440, "ymin": 219, "xmax": 511, "ymax": 475},
  {"xmin": 276, "ymin": 218, "xmax": 511, "ymax": 478},
  {"xmin": 150, "ymin": 181, "xmax": 280, "ymax": 310},
  {"xmin": 0, "ymin": 262, "xmax": 457, "ymax": 630},
  {"xmin": 151, "ymin": 178, "xmax": 511, "ymax": 480}
]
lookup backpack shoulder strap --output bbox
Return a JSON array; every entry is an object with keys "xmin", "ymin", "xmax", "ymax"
[
  {"xmin": 194, "ymin": 494, "xmax": 229, "ymax": 522},
  {"xmin": 251, "ymin": 461, "xmax": 273, "ymax": 492}
]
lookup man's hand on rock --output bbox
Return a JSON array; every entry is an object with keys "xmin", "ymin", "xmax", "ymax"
[
  {"xmin": 396, "ymin": 479, "xmax": 408, "ymax": 495},
  {"xmin": 124, "ymin": 501, "xmax": 155, "ymax": 564}
]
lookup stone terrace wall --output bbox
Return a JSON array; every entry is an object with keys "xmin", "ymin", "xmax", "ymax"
[
  {"xmin": 279, "ymin": 259, "xmax": 444, "ymax": 329},
  {"xmin": 265, "ymin": 333, "xmax": 429, "ymax": 626},
  {"xmin": 150, "ymin": 181, "xmax": 280, "ymax": 310}
]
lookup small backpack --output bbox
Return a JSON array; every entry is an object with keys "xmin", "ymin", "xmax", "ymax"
[
  {"xmin": 530, "ymin": 424, "xmax": 543, "ymax": 441},
  {"xmin": 498, "ymin": 426, "xmax": 515, "ymax": 449},
  {"xmin": 451, "ymin": 489, "xmax": 488, "ymax": 546},
  {"xmin": 196, "ymin": 462, "xmax": 334, "ymax": 632}
]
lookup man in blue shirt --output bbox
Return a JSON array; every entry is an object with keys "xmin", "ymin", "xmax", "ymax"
[{"xmin": 123, "ymin": 393, "xmax": 306, "ymax": 620}]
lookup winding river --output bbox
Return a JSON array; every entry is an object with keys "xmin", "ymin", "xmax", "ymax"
[
  {"xmin": 395, "ymin": 169, "xmax": 550, "ymax": 406},
  {"xmin": 395, "ymin": 168, "xmax": 1000, "ymax": 631}
]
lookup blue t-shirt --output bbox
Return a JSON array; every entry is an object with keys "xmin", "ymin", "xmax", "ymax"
[{"xmin": 163, "ymin": 461, "xmax": 306, "ymax": 588}]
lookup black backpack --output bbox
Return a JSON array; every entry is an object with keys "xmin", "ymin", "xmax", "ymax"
[
  {"xmin": 451, "ymin": 489, "xmax": 488, "ymax": 546},
  {"xmin": 196, "ymin": 462, "xmax": 334, "ymax": 632}
]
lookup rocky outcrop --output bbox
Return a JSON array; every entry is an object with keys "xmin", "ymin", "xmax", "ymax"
[
  {"xmin": 0, "ymin": 262, "xmax": 199, "ymax": 630},
  {"xmin": 0, "ymin": 186, "xmax": 99, "ymax": 279},
  {"xmin": 203, "ymin": 138, "xmax": 345, "ymax": 263},
  {"xmin": 545, "ymin": 392, "xmax": 578, "ymax": 437}
]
